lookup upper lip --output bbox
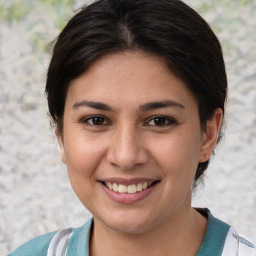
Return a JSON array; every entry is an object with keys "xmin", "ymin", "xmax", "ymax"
[{"xmin": 98, "ymin": 177, "xmax": 159, "ymax": 185}]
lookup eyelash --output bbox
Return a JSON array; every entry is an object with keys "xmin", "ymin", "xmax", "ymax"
[
  {"xmin": 81, "ymin": 115, "xmax": 111, "ymax": 126},
  {"xmin": 144, "ymin": 115, "xmax": 177, "ymax": 127},
  {"xmin": 81, "ymin": 115, "xmax": 177, "ymax": 127}
]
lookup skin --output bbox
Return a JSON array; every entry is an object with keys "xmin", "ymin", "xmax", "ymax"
[{"xmin": 57, "ymin": 51, "xmax": 222, "ymax": 255}]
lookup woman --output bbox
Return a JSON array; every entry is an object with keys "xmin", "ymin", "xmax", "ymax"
[{"xmin": 9, "ymin": 0, "xmax": 255, "ymax": 255}]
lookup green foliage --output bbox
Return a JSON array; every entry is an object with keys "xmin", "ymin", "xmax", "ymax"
[
  {"xmin": 0, "ymin": 0, "xmax": 77, "ymax": 53},
  {"xmin": 0, "ymin": 0, "xmax": 30, "ymax": 22},
  {"xmin": 43, "ymin": 0, "xmax": 74, "ymax": 5},
  {"xmin": 1, "ymin": 0, "xmax": 255, "ymax": 57},
  {"xmin": 0, "ymin": 0, "xmax": 75, "ymax": 23}
]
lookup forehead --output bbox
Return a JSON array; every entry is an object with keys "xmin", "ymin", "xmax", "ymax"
[{"xmin": 66, "ymin": 51, "xmax": 198, "ymax": 111}]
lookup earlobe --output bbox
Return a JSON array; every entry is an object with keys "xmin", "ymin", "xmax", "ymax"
[
  {"xmin": 199, "ymin": 108, "xmax": 223, "ymax": 162},
  {"xmin": 55, "ymin": 128, "xmax": 67, "ymax": 164}
]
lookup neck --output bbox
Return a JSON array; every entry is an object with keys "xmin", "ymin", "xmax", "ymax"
[{"xmin": 90, "ymin": 206, "xmax": 207, "ymax": 256}]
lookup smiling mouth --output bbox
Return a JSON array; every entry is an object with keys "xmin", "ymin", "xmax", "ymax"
[{"xmin": 100, "ymin": 180, "xmax": 160, "ymax": 194}]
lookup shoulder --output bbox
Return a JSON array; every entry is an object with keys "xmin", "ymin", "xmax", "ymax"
[
  {"xmin": 196, "ymin": 208, "xmax": 256, "ymax": 256},
  {"xmin": 206, "ymin": 209, "xmax": 256, "ymax": 255},
  {"xmin": 8, "ymin": 219, "xmax": 93, "ymax": 256},
  {"xmin": 8, "ymin": 231, "xmax": 57, "ymax": 256},
  {"xmin": 222, "ymin": 227, "xmax": 256, "ymax": 256}
]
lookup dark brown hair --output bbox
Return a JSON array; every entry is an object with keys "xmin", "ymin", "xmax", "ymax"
[{"xmin": 46, "ymin": 0, "xmax": 227, "ymax": 186}]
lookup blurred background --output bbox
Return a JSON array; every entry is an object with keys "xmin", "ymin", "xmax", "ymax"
[{"xmin": 0, "ymin": 0, "xmax": 255, "ymax": 254}]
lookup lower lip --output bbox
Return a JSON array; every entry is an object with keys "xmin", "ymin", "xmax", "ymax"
[{"xmin": 99, "ymin": 182, "xmax": 158, "ymax": 204}]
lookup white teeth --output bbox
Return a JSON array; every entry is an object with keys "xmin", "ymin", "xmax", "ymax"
[
  {"xmin": 107, "ymin": 182, "xmax": 113, "ymax": 190},
  {"xmin": 136, "ymin": 183, "xmax": 143, "ymax": 192},
  {"xmin": 118, "ymin": 184, "xmax": 127, "ymax": 193},
  {"xmin": 127, "ymin": 184, "xmax": 137, "ymax": 194},
  {"xmin": 142, "ymin": 182, "xmax": 148, "ymax": 190},
  {"xmin": 113, "ymin": 183, "xmax": 118, "ymax": 192},
  {"xmin": 104, "ymin": 181, "xmax": 156, "ymax": 193}
]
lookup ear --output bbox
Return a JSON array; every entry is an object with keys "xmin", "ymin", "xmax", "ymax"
[
  {"xmin": 55, "ymin": 128, "xmax": 67, "ymax": 164},
  {"xmin": 199, "ymin": 108, "xmax": 223, "ymax": 162}
]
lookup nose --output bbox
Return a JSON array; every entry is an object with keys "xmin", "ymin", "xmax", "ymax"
[{"xmin": 106, "ymin": 124, "xmax": 149, "ymax": 170}]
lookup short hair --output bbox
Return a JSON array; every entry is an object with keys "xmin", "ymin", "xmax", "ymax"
[{"xmin": 46, "ymin": 0, "xmax": 227, "ymax": 186}]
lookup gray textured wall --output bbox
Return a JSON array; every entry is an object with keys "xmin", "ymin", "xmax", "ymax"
[{"xmin": 0, "ymin": 0, "xmax": 255, "ymax": 254}]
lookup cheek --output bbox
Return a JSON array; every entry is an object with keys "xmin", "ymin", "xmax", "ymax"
[
  {"xmin": 149, "ymin": 131, "xmax": 201, "ymax": 178},
  {"xmin": 63, "ymin": 134, "xmax": 108, "ymax": 206},
  {"xmin": 63, "ymin": 131, "xmax": 107, "ymax": 176}
]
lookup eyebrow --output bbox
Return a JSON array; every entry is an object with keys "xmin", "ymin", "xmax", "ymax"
[
  {"xmin": 72, "ymin": 100, "xmax": 114, "ymax": 111},
  {"xmin": 72, "ymin": 99, "xmax": 185, "ymax": 111},
  {"xmin": 139, "ymin": 100, "xmax": 185, "ymax": 111}
]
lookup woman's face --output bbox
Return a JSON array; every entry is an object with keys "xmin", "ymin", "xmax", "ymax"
[{"xmin": 58, "ymin": 51, "xmax": 219, "ymax": 234}]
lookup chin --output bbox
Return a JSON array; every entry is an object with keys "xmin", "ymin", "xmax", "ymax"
[{"xmin": 96, "ymin": 210, "xmax": 158, "ymax": 234}]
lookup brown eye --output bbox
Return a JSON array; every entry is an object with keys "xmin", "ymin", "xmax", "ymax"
[
  {"xmin": 83, "ymin": 116, "xmax": 108, "ymax": 126},
  {"xmin": 153, "ymin": 117, "xmax": 167, "ymax": 126},
  {"xmin": 146, "ymin": 116, "xmax": 176, "ymax": 126},
  {"xmin": 91, "ymin": 117, "xmax": 105, "ymax": 125}
]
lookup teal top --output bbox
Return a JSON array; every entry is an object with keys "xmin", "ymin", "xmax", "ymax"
[{"xmin": 9, "ymin": 209, "xmax": 231, "ymax": 256}]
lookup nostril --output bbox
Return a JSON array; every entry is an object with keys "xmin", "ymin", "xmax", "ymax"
[{"xmin": 106, "ymin": 147, "xmax": 149, "ymax": 170}]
